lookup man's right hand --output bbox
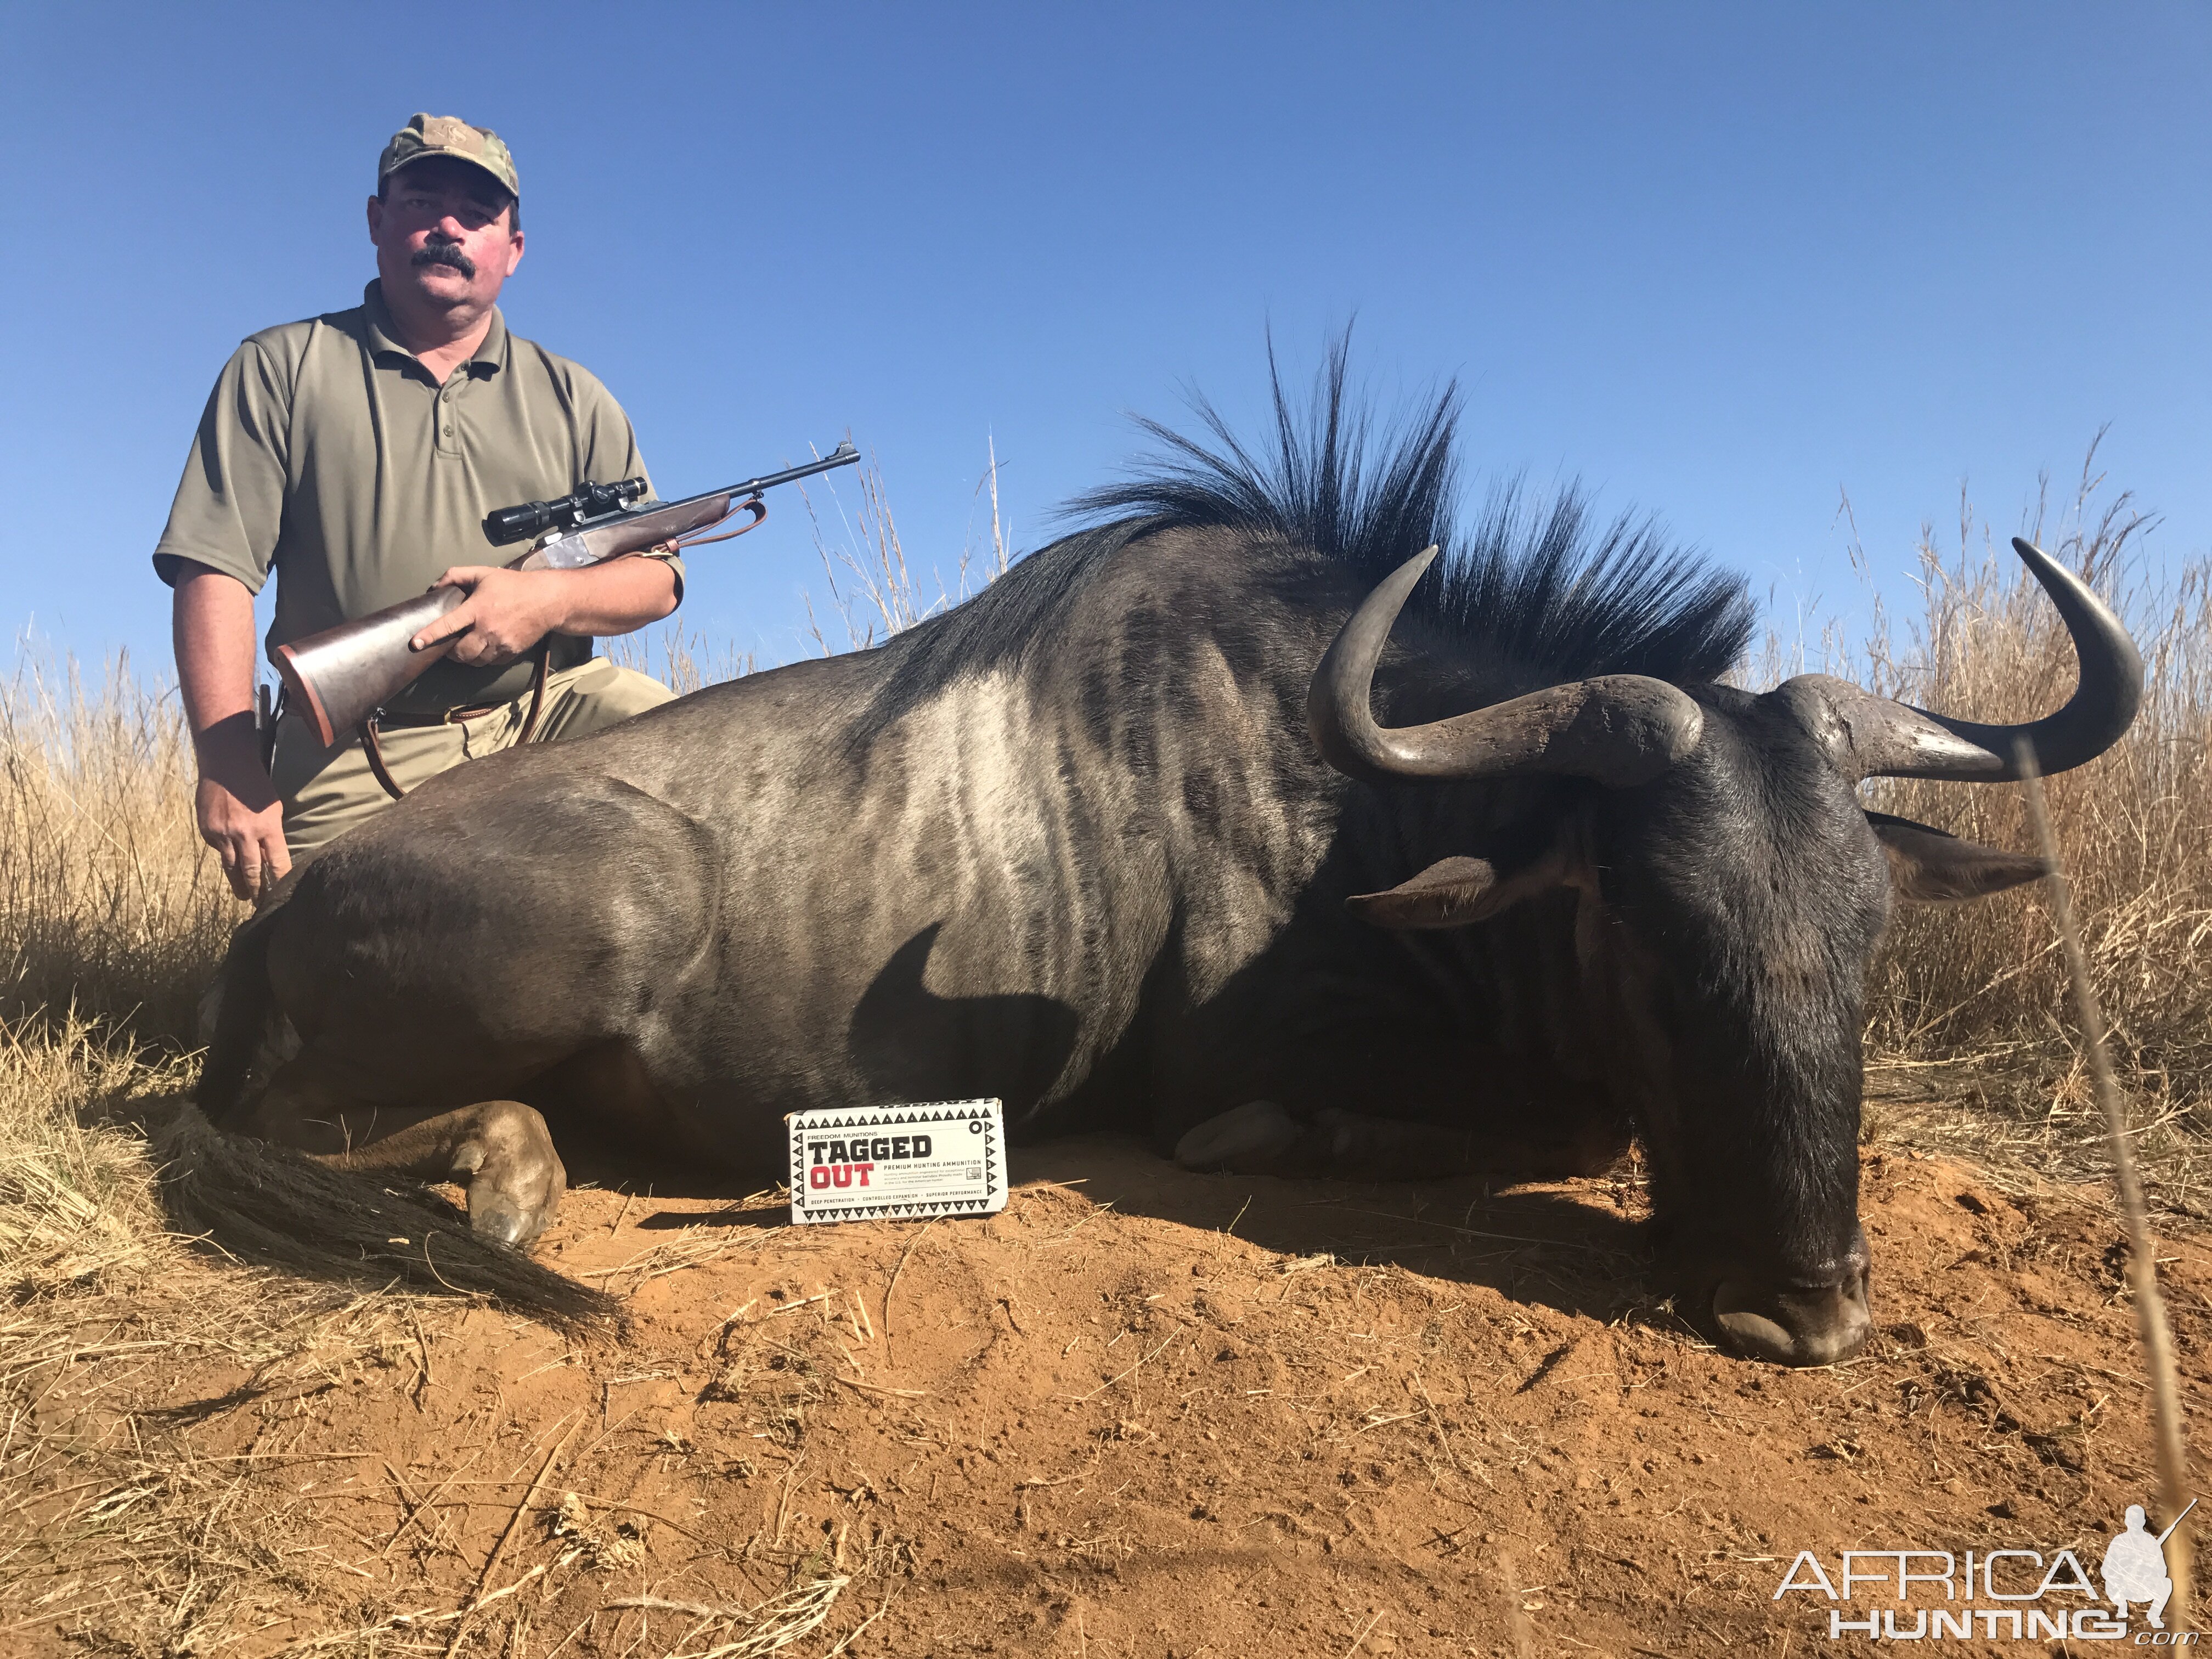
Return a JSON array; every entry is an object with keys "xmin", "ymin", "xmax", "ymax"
[
  {"xmin": 193, "ymin": 712, "xmax": 290, "ymax": 901},
  {"xmin": 174, "ymin": 562, "xmax": 292, "ymax": 903}
]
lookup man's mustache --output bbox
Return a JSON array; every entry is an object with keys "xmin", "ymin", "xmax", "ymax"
[{"xmin": 412, "ymin": 239, "xmax": 476, "ymax": 279}]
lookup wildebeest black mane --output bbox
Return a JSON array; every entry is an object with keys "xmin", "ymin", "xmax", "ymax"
[{"xmin": 862, "ymin": 340, "xmax": 1753, "ymax": 736}]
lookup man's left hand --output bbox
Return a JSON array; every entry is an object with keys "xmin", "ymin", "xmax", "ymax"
[{"xmin": 410, "ymin": 565, "xmax": 565, "ymax": 665}]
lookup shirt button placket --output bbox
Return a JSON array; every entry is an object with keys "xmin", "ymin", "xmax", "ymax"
[{"xmin": 438, "ymin": 380, "xmax": 459, "ymax": 454}]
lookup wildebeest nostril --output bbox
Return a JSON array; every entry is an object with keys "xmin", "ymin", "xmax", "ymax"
[{"xmin": 1712, "ymin": 1277, "xmax": 1871, "ymax": 1367}]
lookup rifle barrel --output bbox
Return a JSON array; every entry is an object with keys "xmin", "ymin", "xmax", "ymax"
[
  {"xmin": 708, "ymin": 442, "xmax": 861, "ymax": 505},
  {"xmin": 2157, "ymin": 1496, "xmax": 2198, "ymax": 1547}
]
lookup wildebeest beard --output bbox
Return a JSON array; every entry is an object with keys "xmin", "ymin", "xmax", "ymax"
[{"xmin": 413, "ymin": 239, "xmax": 476, "ymax": 279}]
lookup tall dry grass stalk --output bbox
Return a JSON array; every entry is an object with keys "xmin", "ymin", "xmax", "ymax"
[
  {"xmin": 2019, "ymin": 747, "xmax": 2195, "ymax": 1623},
  {"xmin": 0, "ymin": 646, "xmax": 240, "ymax": 1045}
]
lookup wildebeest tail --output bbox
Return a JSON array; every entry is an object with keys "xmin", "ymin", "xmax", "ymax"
[
  {"xmin": 154, "ymin": 1106, "xmax": 622, "ymax": 1330},
  {"xmin": 177, "ymin": 903, "xmax": 620, "ymax": 1330}
]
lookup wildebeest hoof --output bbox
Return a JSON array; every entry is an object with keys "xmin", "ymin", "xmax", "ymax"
[
  {"xmin": 448, "ymin": 1101, "xmax": 566, "ymax": 1252},
  {"xmin": 1711, "ymin": 1275, "xmax": 1871, "ymax": 1367},
  {"xmin": 470, "ymin": 1202, "xmax": 535, "ymax": 1249},
  {"xmin": 1175, "ymin": 1100, "xmax": 1305, "ymax": 1171}
]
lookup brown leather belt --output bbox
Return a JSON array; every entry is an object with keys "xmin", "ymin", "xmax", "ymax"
[
  {"xmin": 358, "ymin": 640, "xmax": 551, "ymax": 802},
  {"xmin": 373, "ymin": 702, "xmax": 505, "ymax": 727}
]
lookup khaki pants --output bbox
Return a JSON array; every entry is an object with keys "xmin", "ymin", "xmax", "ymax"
[{"xmin": 273, "ymin": 657, "xmax": 674, "ymax": 859}]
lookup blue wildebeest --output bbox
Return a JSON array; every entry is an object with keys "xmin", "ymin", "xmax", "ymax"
[{"xmin": 190, "ymin": 363, "xmax": 2139, "ymax": 1364}]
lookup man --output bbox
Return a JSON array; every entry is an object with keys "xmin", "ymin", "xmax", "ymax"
[
  {"xmin": 2101, "ymin": 1505, "xmax": 2174, "ymax": 1629},
  {"xmin": 156, "ymin": 114, "xmax": 681, "ymax": 902}
]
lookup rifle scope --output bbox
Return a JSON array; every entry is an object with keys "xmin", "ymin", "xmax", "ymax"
[{"xmin": 483, "ymin": 477, "xmax": 651, "ymax": 546}]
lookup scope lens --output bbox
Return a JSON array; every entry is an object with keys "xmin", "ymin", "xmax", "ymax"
[{"xmin": 485, "ymin": 502, "xmax": 549, "ymax": 544}]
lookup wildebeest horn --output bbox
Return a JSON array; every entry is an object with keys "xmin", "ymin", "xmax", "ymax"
[
  {"xmin": 1776, "ymin": 537, "xmax": 2143, "ymax": 783},
  {"xmin": 1307, "ymin": 548, "xmax": 1706, "ymax": 788}
]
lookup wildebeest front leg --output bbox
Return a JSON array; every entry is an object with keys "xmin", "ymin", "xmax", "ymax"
[
  {"xmin": 1175, "ymin": 1100, "xmax": 1628, "ymax": 1182},
  {"xmin": 323, "ymin": 1105, "xmax": 566, "ymax": 1250},
  {"xmin": 245, "ymin": 1083, "xmax": 566, "ymax": 1250}
]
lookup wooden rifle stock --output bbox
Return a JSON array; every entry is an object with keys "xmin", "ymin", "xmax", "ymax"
[{"xmin": 272, "ymin": 589, "xmax": 469, "ymax": 747}]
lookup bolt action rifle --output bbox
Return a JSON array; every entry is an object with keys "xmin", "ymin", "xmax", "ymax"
[{"xmin": 272, "ymin": 441, "xmax": 861, "ymax": 747}]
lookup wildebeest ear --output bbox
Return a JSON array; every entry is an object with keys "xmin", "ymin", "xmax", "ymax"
[
  {"xmin": 1866, "ymin": 811, "xmax": 2050, "ymax": 902},
  {"xmin": 1346, "ymin": 854, "xmax": 1567, "ymax": 930}
]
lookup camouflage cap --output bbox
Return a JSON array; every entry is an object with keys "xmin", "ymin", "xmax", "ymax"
[{"xmin": 377, "ymin": 113, "xmax": 520, "ymax": 200}]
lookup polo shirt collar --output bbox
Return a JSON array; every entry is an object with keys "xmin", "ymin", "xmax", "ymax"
[
  {"xmin": 361, "ymin": 279, "xmax": 509, "ymax": 377},
  {"xmin": 470, "ymin": 306, "xmax": 509, "ymax": 374}
]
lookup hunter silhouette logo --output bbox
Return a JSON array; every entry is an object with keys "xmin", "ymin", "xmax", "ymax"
[{"xmin": 2104, "ymin": 1498, "xmax": 2193, "ymax": 1629}]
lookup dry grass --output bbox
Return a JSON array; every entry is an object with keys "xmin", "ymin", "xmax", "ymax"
[
  {"xmin": 796, "ymin": 439, "xmax": 1014, "ymax": 654},
  {"xmin": 603, "ymin": 622, "xmax": 756, "ymax": 697},
  {"xmin": 0, "ymin": 1016, "xmax": 184, "ymax": 1289},
  {"xmin": 0, "ymin": 1015, "xmax": 444, "ymax": 1654},
  {"xmin": 1, "ymin": 648, "xmax": 236, "ymax": 1045}
]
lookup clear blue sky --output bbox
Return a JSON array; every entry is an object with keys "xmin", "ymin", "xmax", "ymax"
[{"xmin": 4, "ymin": 2, "xmax": 2205, "ymax": 678}]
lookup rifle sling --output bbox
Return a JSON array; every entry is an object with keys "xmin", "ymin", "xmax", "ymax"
[
  {"xmin": 516, "ymin": 639, "xmax": 551, "ymax": 746},
  {"xmin": 358, "ymin": 716, "xmax": 405, "ymax": 802},
  {"xmin": 358, "ymin": 640, "xmax": 552, "ymax": 803},
  {"xmin": 669, "ymin": 494, "xmax": 767, "ymax": 550}
]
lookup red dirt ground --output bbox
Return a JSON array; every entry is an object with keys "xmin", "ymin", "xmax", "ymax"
[{"xmin": 17, "ymin": 1136, "xmax": 2210, "ymax": 1657}]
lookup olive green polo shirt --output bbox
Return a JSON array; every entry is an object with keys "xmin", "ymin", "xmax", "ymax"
[{"xmin": 154, "ymin": 280, "xmax": 681, "ymax": 713}]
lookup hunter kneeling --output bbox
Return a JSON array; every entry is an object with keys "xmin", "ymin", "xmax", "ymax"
[{"xmin": 157, "ymin": 112, "xmax": 681, "ymax": 901}]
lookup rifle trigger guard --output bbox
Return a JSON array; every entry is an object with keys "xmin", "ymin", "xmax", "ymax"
[{"xmin": 673, "ymin": 494, "xmax": 768, "ymax": 550}]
